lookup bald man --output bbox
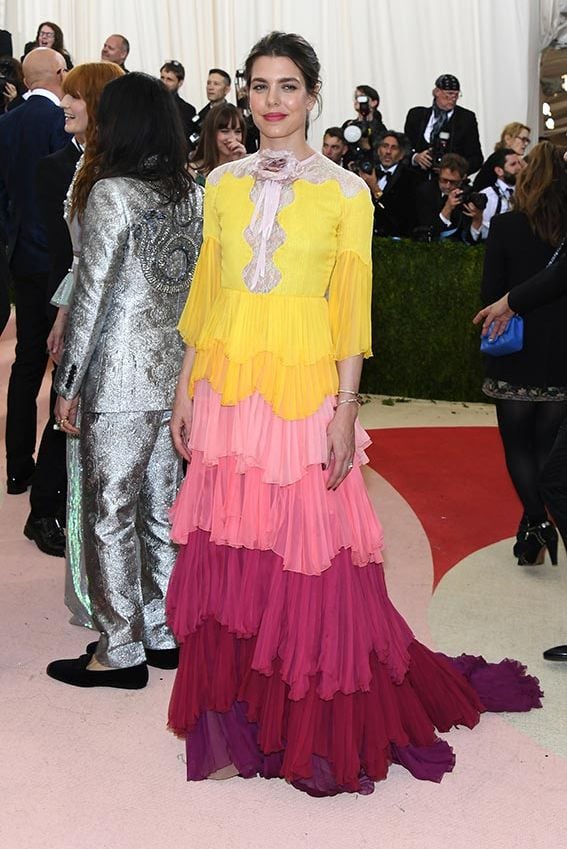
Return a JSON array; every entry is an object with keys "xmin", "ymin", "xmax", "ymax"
[
  {"xmin": 0, "ymin": 47, "xmax": 69, "ymax": 556},
  {"xmin": 101, "ymin": 34, "xmax": 129, "ymax": 71}
]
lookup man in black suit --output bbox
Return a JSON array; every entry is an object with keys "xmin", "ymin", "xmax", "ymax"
[
  {"xmin": 0, "ymin": 47, "xmax": 69, "ymax": 556},
  {"xmin": 188, "ymin": 67, "xmax": 231, "ymax": 151},
  {"xmin": 358, "ymin": 131, "xmax": 418, "ymax": 238},
  {"xmin": 404, "ymin": 74, "xmax": 483, "ymax": 180},
  {"xmin": 159, "ymin": 60, "xmax": 196, "ymax": 144}
]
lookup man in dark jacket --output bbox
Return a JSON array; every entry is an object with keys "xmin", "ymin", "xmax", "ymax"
[
  {"xmin": 405, "ymin": 74, "xmax": 483, "ymax": 179},
  {"xmin": 159, "ymin": 60, "xmax": 197, "ymax": 143},
  {"xmin": 0, "ymin": 47, "xmax": 69, "ymax": 555}
]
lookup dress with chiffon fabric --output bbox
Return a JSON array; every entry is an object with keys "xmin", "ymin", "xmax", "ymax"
[{"xmin": 166, "ymin": 150, "xmax": 542, "ymax": 797}]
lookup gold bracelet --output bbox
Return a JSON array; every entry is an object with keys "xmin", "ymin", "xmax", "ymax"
[
  {"xmin": 337, "ymin": 398, "xmax": 361, "ymax": 407},
  {"xmin": 338, "ymin": 388, "xmax": 358, "ymax": 395}
]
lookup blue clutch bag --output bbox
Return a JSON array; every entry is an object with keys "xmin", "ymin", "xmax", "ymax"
[{"xmin": 480, "ymin": 314, "xmax": 524, "ymax": 357}]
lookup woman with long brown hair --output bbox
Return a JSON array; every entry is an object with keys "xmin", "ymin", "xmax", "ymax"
[
  {"xmin": 481, "ymin": 141, "xmax": 567, "ymax": 564},
  {"xmin": 190, "ymin": 102, "xmax": 247, "ymax": 183}
]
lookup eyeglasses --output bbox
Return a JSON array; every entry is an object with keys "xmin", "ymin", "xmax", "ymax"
[
  {"xmin": 515, "ymin": 135, "xmax": 530, "ymax": 144},
  {"xmin": 439, "ymin": 176, "xmax": 462, "ymax": 187},
  {"xmin": 439, "ymin": 90, "xmax": 461, "ymax": 98},
  {"xmin": 39, "ymin": 30, "xmax": 55, "ymax": 38}
]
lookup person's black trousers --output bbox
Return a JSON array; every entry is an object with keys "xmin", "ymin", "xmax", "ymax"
[
  {"xmin": 5, "ymin": 272, "xmax": 66, "ymax": 518},
  {"xmin": 540, "ymin": 413, "xmax": 567, "ymax": 554}
]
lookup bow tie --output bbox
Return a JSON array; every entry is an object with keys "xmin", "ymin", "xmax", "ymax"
[{"xmin": 376, "ymin": 168, "xmax": 391, "ymax": 180}]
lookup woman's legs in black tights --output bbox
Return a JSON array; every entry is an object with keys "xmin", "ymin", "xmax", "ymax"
[{"xmin": 495, "ymin": 399, "xmax": 567, "ymax": 523}]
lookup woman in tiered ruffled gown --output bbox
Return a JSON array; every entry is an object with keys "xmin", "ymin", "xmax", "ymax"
[{"xmin": 166, "ymin": 31, "xmax": 542, "ymax": 797}]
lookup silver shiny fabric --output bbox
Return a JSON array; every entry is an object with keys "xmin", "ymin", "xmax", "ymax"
[
  {"xmin": 81, "ymin": 410, "xmax": 180, "ymax": 667},
  {"xmin": 64, "ymin": 404, "xmax": 95, "ymax": 628},
  {"xmin": 55, "ymin": 177, "xmax": 203, "ymax": 410},
  {"xmin": 54, "ymin": 176, "xmax": 203, "ymax": 666}
]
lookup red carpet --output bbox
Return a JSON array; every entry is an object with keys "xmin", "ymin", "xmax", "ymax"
[{"xmin": 366, "ymin": 427, "xmax": 521, "ymax": 588}]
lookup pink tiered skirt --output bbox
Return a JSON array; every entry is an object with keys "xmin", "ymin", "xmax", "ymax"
[{"xmin": 166, "ymin": 383, "xmax": 542, "ymax": 796}]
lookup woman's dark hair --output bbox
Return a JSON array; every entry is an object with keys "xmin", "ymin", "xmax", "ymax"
[
  {"xmin": 36, "ymin": 21, "xmax": 64, "ymax": 51},
  {"xmin": 243, "ymin": 31, "xmax": 322, "ymax": 120},
  {"xmin": 75, "ymin": 72, "xmax": 193, "ymax": 216},
  {"xmin": 513, "ymin": 141, "xmax": 567, "ymax": 246},
  {"xmin": 192, "ymin": 103, "xmax": 247, "ymax": 177}
]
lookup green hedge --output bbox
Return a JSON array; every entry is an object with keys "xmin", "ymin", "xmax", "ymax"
[{"xmin": 361, "ymin": 237, "xmax": 487, "ymax": 402}]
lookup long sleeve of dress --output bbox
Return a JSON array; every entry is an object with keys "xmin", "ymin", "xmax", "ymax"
[
  {"xmin": 508, "ymin": 254, "xmax": 567, "ymax": 314},
  {"xmin": 327, "ymin": 187, "xmax": 373, "ymax": 361},
  {"xmin": 481, "ymin": 215, "xmax": 509, "ymax": 305},
  {"xmin": 55, "ymin": 180, "xmax": 128, "ymax": 399}
]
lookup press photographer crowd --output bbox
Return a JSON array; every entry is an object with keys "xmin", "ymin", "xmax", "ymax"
[{"xmin": 0, "ymin": 23, "xmax": 558, "ymax": 252}]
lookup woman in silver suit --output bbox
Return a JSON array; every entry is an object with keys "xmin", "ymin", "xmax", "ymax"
[{"xmin": 46, "ymin": 72, "xmax": 203, "ymax": 689}]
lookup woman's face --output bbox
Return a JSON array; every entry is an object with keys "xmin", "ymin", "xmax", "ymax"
[
  {"xmin": 249, "ymin": 55, "xmax": 315, "ymax": 147},
  {"xmin": 38, "ymin": 26, "xmax": 56, "ymax": 47},
  {"xmin": 505, "ymin": 128, "xmax": 530, "ymax": 156},
  {"xmin": 216, "ymin": 124, "xmax": 243, "ymax": 159},
  {"xmin": 61, "ymin": 93, "xmax": 88, "ymax": 137}
]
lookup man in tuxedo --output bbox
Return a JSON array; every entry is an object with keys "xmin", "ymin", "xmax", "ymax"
[
  {"xmin": 469, "ymin": 148, "xmax": 522, "ymax": 242},
  {"xmin": 404, "ymin": 74, "xmax": 483, "ymax": 179},
  {"xmin": 414, "ymin": 152, "xmax": 479, "ymax": 243},
  {"xmin": 358, "ymin": 131, "xmax": 418, "ymax": 238},
  {"xmin": 159, "ymin": 60, "xmax": 196, "ymax": 144},
  {"xmin": 0, "ymin": 47, "xmax": 69, "ymax": 555}
]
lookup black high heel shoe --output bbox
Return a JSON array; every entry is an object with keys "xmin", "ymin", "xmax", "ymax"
[{"xmin": 516, "ymin": 520, "xmax": 559, "ymax": 566}]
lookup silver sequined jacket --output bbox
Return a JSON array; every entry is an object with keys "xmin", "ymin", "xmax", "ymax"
[{"xmin": 55, "ymin": 177, "xmax": 203, "ymax": 411}]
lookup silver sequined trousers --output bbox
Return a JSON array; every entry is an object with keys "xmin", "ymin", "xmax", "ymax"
[
  {"xmin": 80, "ymin": 409, "xmax": 180, "ymax": 667},
  {"xmin": 64, "ymin": 403, "xmax": 95, "ymax": 629}
]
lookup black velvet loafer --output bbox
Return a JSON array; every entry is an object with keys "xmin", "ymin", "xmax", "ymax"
[
  {"xmin": 543, "ymin": 644, "xmax": 567, "ymax": 661},
  {"xmin": 6, "ymin": 472, "xmax": 34, "ymax": 495},
  {"xmin": 46, "ymin": 653, "xmax": 148, "ymax": 688},
  {"xmin": 23, "ymin": 514, "xmax": 65, "ymax": 557},
  {"xmin": 85, "ymin": 641, "xmax": 179, "ymax": 670}
]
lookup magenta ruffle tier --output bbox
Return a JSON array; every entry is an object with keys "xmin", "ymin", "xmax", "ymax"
[{"xmin": 167, "ymin": 385, "xmax": 543, "ymax": 796}]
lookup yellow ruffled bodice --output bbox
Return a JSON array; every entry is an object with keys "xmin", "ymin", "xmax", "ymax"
[{"xmin": 178, "ymin": 153, "xmax": 373, "ymax": 420}]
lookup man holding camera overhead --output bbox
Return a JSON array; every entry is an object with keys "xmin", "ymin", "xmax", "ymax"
[{"xmin": 404, "ymin": 74, "xmax": 483, "ymax": 180}]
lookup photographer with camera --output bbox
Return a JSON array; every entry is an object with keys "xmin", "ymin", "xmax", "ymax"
[
  {"xmin": 405, "ymin": 74, "xmax": 483, "ymax": 181},
  {"xmin": 414, "ymin": 152, "xmax": 486, "ymax": 243},
  {"xmin": 1, "ymin": 57, "xmax": 26, "ymax": 113},
  {"xmin": 469, "ymin": 148, "xmax": 522, "ymax": 242},
  {"xmin": 342, "ymin": 84, "xmax": 386, "ymax": 171},
  {"xmin": 356, "ymin": 130, "xmax": 418, "ymax": 238}
]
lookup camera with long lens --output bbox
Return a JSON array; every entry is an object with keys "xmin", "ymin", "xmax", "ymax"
[
  {"xmin": 234, "ymin": 67, "xmax": 259, "ymax": 153},
  {"xmin": 0, "ymin": 58, "xmax": 16, "ymax": 96},
  {"xmin": 343, "ymin": 120, "xmax": 375, "ymax": 175},
  {"xmin": 459, "ymin": 180, "xmax": 488, "ymax": 210},
  {"xmin": 234, "ymin": 69, "xmax": 249, "ymax": 115}
]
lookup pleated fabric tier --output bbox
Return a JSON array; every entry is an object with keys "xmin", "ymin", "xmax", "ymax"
[{"xmin": 166, "ymin": 382, "xmax": 542, "ymax": 797}]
